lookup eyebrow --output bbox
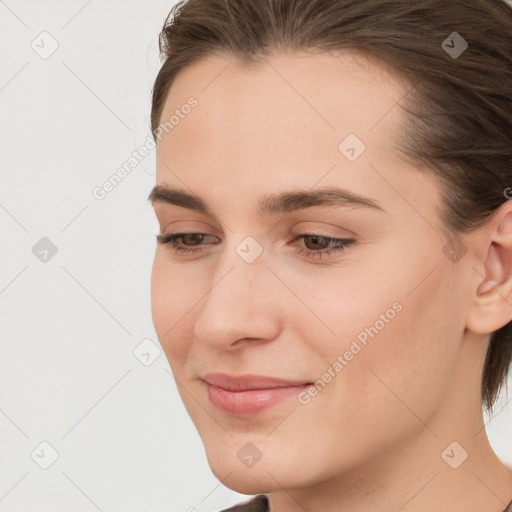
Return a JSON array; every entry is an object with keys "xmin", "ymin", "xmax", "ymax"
[{"xmin": 147, "ymin": 185, "xmax": 385, "ymax": 215}]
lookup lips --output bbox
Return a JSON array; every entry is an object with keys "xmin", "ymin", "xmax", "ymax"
[
  {"xmin": 202, "ymin": 372, "xmax": 312, "ymax": 391},
  {"xmin": 202, "ymin": 372, "xmax": 314, "ymax": 417}
]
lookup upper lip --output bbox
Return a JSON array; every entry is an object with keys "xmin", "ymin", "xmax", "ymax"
[{"xmin": 202, "ymin": 372, "xmax": 312, "ymax": 391}]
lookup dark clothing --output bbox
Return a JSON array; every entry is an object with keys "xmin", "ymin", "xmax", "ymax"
[
  {"xmin": 219, "ymin": 494, "xmax": 512, "ymax": 512},
  {"xmin": 219, "ymin": 495, "xmax": 268, "ymax": 511}
]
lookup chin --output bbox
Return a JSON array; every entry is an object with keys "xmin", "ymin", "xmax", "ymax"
[
  {"xmin": 225, "ymin": 480, "xmax": 272, "ymax": 496},
  {"xmin": 213, "ymin": 467, "xmax": 276, "ymax": 496},
  {"xmin": 206, "ymin": 447, "xmax": 308, "ymax": 495}
]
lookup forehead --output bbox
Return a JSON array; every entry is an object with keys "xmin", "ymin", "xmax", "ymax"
[
  {"xmin": 159, "ymin": 50, "xmax": 407, "ymax": 136},
  {"xmin": 154, "ymin": 50, "xmax": 431, "ymax": 218}
]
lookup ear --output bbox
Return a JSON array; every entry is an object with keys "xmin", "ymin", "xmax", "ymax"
[{"xmin": 466, "ymin": 200, "xmax": 512, "ymax": 335}]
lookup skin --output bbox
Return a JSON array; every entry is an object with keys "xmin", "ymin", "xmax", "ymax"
[{"xmin": 149, "ymin": 50, "xmax": 512, "ymax": 512}]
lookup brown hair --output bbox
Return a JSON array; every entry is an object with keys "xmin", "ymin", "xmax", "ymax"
[{"xmin": 150, "ymin": 0, "xmax": 512, "ymax": 412}]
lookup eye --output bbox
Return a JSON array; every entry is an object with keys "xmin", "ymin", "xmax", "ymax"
[
  {"xmin": 291, "ymin": 234, "xmax": 356, "ymax": 259},
  {"xmin": 156, "ymin": 232, "xmax": 218, "ymax": 253},
  {"xmin": 155, "ymin": 232, "xmax": 356, "ymax": 259}
]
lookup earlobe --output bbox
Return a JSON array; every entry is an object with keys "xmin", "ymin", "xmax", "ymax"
[{"xmin": 466, "ymin": 205, "xmax": 512, "ymax": 335}]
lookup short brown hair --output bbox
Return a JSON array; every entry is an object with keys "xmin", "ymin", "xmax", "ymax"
[{"xmin": 150, "ymin": 0, "xmax": 512, "ymax": 412}]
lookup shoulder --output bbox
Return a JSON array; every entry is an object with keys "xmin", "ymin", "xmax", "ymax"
[{"xmin": 217, "ymin": 494, "xmax": 269, "ymax": 512}]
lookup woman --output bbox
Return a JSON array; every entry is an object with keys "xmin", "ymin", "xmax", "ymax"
[{"xmin": 147, "ymin": 0, "xmax": 512, "ymax": 510}]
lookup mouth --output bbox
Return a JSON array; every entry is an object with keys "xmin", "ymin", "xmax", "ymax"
[{"xmin": 201, "ymin": 373, "xmax": 313, "ymax": 417}]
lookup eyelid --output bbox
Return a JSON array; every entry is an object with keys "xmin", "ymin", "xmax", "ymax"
[
  {"xmin": 290, "ymin": 222, "xmax": 357, "ymax": 239},
  {"xmin": 156, "ymin": 206, "xmax": 359, "ymax": 231},
  {"xmin": 159, "ymin": 220, "xmax": 219, "ymax": 235}
]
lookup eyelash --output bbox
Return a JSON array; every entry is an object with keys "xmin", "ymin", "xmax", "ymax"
[{"xmin": 155, "ymin": 232, "xmax": 356, "ymax": 259}]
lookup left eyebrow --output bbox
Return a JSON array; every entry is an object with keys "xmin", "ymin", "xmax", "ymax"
[{"xmin": 147, "ymin": 185, "xmax": 386, "ymax": 215}]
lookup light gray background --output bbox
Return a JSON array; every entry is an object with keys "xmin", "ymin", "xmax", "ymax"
[{"xmin": 0, "ymin": 1, "xmax": 511, "ymax": 511}]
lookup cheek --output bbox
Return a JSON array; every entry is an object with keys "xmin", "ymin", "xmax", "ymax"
[
  {"xmin": 150, "ymin": 254, "xmax": 170, "ymax": 337},
  {"xmin": 150, "ymin": 253, "xmax": 198, "ymax": 361},
  {"xmin": 326, "ymin": 267, "xmax": 462, "ymax": 429},
  {"xmin": 278, "ymin": 256, "xmax": 405, "ymax": 365},
  {"xmin": 293, "ymin": 251, "xmax": 461, "ymax": 417}
]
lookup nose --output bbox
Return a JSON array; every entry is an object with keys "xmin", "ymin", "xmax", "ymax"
[{"xmin": 193, "ymin": 251, "xmax": 282, "ymax": 351}]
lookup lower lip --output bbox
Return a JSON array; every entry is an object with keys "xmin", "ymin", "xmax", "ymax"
[{"xmin": 205, "ymin": 382, "xmax": 311, "ymax": 417}]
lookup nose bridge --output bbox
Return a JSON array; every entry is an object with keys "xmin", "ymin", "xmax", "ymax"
[{"xmin": 194, "ymin": 239, "xmax": 281, "ymax": 348}]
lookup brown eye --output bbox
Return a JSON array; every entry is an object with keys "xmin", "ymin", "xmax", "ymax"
[
  {"xmin": 293, "ymin": 234, "xmax": 356, "ymax": 260},
  {"xmin": 156, "ymin": 233, "xmax": 218, "ymax": 253}
]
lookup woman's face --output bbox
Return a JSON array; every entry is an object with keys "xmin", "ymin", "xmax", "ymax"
[{"xmin": 150, "ymin": 50, "xmax": 480, "ymax": 494}]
